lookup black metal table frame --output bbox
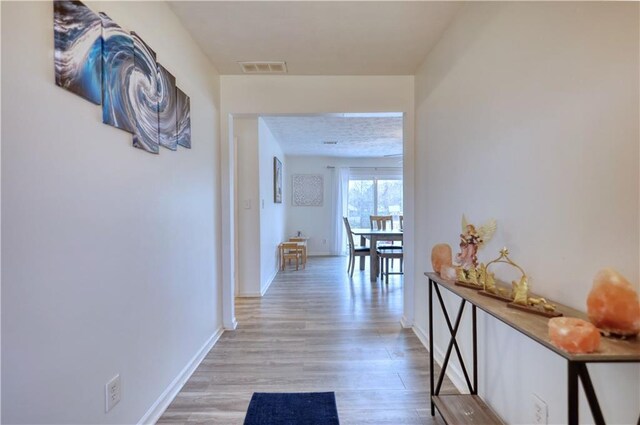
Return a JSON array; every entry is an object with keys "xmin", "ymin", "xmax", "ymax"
[{"xmin": 428, "ymin": 276, "xmax": 640, "ymax": 425}]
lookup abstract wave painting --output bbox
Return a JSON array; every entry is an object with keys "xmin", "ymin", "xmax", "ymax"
[
  {"xmin": 157, "ymin": 64, "xmax": 178, "ymax": 151},
  {"xmin": 176, "ymin": 88, "xmax": 191, "ymax": 149},
  {"xmin": 131, "ymin": 31, "xmax": 160, "ymax": 154},
  {"xmin": 100, "ymin": 12, "xmax": 135, "ymax": 134},
  {"xmin": 54, "ymin": 0, "xmax": 102, "ymax": 105}
]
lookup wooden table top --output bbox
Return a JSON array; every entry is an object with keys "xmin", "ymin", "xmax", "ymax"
[{"xmin": 425, "ymin": 272, "xmax": 640, "ymax": 363}]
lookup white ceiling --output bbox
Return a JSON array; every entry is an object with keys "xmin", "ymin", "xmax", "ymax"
[
  {"xmin": 168, "ymin": 1, "xmax": 463, "ymax": 75},
  {"xmin": 261, "ymin": 114, "xmax": 403, "ymax": 157}
]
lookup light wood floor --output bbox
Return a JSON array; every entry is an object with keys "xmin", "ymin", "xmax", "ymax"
[{"xmin": 158, "ymin": 256, "xmax": 452, "ymax": 424}]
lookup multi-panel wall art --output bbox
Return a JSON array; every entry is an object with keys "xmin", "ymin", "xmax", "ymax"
[{"xmin": 53, "ymin": 0, "xmax": 191, "ymax": 154}]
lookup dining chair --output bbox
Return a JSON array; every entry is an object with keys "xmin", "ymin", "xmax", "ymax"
[
  {"xmin": 343, "ymin": 217, "xmax": 370, "ymax": 277},
  {"xmin": 280, "ymin": 242, "xmax": 304, "ymax": 271},
  {"xmin": 288, "ymin": 237, "xmax": 308, "ymax": 265},
  {"xmin": 377, "ymin": 246, "xmax": 403, "ymax": 284},
  {"xmin": 370, "ymin": 215, "xmax": 398, "ymax": 267}
]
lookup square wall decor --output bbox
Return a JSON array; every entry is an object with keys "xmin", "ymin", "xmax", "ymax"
[{"xmin": 292, "ymin": 174, "xmax": 323, "ymax": 207}]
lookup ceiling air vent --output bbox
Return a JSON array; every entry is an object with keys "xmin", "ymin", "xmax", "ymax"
[{"xmin": 239, "ymin": 61, "xmax": 288, "ymax": 74}]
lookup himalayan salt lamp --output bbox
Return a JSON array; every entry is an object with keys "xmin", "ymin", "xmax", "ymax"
[
  {"xmin": 431, "ymin": 244, "xmax": 453, "ymax": 275},
  {"xmin": 441, "ymin": 265, "xmax": 458, "ymax": 281},
  {"xmin": 587, "ymin": 268, "xmax": 640, "ymax": 337},
  {"xmin": 548, "ymin": 317, "xmax": 601, "ymax": 354}
]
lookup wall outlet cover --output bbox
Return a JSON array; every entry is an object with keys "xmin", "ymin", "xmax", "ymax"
[
  {"xmin": 105, "ymin": 374, "xmax": 121, "ymax": 413},
  {"xmin": 533, "ymin": 393, "xmax": 548, "ymax": 425}
]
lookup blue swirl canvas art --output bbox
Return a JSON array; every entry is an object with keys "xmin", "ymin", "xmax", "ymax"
[
  {"xmin": 100, "ymin": 12, "xmax": 136, "ymax": 134},
  {"xmin": 54, "ymin": 0, "xmax": 102, "ymax": 105},
  {"xmin": 157, "ymin": 64, "xmax": 178, "ymax": 151},
  {"xmin": 176, "ymin": 88, "xmax": 191, "ymax": 149},
  {"xmin": 131, "ymin": 31, "xmax": 160, "ymax": 154}
]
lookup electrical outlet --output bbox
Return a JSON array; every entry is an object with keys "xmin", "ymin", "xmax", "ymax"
[
  {"xmin": 322, "ymin": 239, "xmax": 327, "ymax": 245},
  {"xmin": 533, "ymin": 393, "xmax": 548, "ymax": 424},
  {"xmin": 105, "ymin": 374, "xmax": 121, "ymax": 413},
  {"xmin": 243, "ymin": 199, "xmax": 251, "ymax": 209}
]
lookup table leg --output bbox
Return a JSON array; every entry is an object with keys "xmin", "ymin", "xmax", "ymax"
[
  {"xmin": 568, "ymin": 361, "xmax": 579, "ymax": 425},
  {"xmin": 370, "ymin": 235, "xmax": 378, "ymax": 281},
  {"xmin": 360, "ymin": 236, "xmax": 366, "ymax": 270}
]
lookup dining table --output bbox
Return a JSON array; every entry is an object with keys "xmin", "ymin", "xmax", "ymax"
[{"xmin": 350, "ymin": 228, "xmax": 403, "ymax": 281}]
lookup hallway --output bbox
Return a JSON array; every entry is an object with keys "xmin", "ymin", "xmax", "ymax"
[{"xmin": 159, "ymin": 257, "xmax": 450, "ymax": 424}]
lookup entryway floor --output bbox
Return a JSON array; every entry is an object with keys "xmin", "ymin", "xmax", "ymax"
[{"xmin": 158, "ymin": 256, "xmax": 451, "ymax": 424}]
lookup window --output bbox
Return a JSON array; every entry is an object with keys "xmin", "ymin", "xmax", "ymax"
[{"xmin": 347, "ymin": 168, "xmax": 403, "ymax": 228}]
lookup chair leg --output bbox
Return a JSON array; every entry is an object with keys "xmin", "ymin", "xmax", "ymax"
[
  {"xmin": 348, "ymin": 252, "xmax": 353, "ymax": 274},
  {"xmin": 350, "ymin": 255, "xmax": 355, "ymax": 277}
]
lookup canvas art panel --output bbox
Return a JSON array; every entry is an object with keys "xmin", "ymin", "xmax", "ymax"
[
  {"xmin": 131, "ymin": 31, "xmax": 159, "ymax": 154},
  {"xmin": 54, "ymin": 0, "xmax": 102, "ymax": 105},
  {"xmin": 274, "ymin": 157, "xmax": 283, "ymax": 203},
  {"xmin": 176, "ymin": 87, "xmax": 191, "ymax": 149},
  {"xmin": 100, "ymin": 12, "xmax": 136, "ymax": 133},
  {"xmin": 292, "ymin": 175, "xmax": 324, "ymax": 206},
  {"xmin": 157, "ymin": 64, "xmax": 178, "ymax": 150}
]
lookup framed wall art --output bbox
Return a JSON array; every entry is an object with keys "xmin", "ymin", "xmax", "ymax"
[
  {"xmin": 292, "ymin": 174, "xmax": 323, "ymax": 207},
  {"xmin": 274, "ymin": 157, "xmax": 283, "ymax": 203}
]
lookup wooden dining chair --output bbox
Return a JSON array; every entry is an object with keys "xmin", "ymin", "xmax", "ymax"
[
  {"xmin": 377, "ymin": 246, "xmax": 403, "ymax": 284},
  {"xmin": 280, "ymin": 242, "xmax": 303, "ymax": 271},
  {"xmin": 343, "ymin": 217, "xmax": 370, "ymax": 277},
  {"xmin": 288, "ymin": 237, "xmax": 308, "ymax": 265},
  {"xmin": 370, "ymin": 215, "xmax": 398, "ymax": 267}
]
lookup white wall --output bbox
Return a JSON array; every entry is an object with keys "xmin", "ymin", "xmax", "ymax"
[
  {"xmin": 1, "ymin": 2, "xmax": 222, "ymax": 424},
  {"xmin": 220, "ymin": 76, "xmax": 416, "ymax": 324},
  {"xmin": 235, "ymin": 117, "xmax": 261, "ymax": 296},
  {"xmin": 413, "ymin": 2, "xmax": 639, "ymax": 424},
  {"xmin": 258, "ymin": 119, "xmax": 286, "ymax": 292},
  {"xmin": 284, "ymin": 156, "xmax": 403, "ymax": 255}
]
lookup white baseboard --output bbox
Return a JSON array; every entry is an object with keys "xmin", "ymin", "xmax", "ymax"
[
  {"xmin": 400, "ymin": 315, "xmax": 413, "ymax": 328},
  {"xmin": 137, "ymin": 327, "xmax": 224, "ymax": 425},
  {"xmin": 225, "ymin": 318, "xmax": 238, "ymax": 330},
  {"xmin": 261, "ymin": 268, "xmax": 278, "ymax": 296},
  {"xmin": 236, "ymin": 292, "xmax": 262, "ymax": 298},
  {"xmin": 412, "ymin": 325, "xmax": 467, "ymax": 394}
]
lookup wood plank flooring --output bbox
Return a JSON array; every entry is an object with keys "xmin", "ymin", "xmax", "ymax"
[{"xmin": 158, "ymin": 256, "xmax": 453, "ymax": 424}]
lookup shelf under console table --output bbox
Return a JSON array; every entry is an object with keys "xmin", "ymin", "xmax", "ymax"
[{"xmin": 425, "ymin": 272, "xmax": 640, "ymax": 425}]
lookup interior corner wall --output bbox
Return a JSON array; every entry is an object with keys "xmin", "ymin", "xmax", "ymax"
[
  {"xmin": 234, "ymin": 117, "xmax": 261, "ymax": 296},
  {"xmin": 413, "ymin": 2, "xmax": 639, "ymax": 424},
  {"xmin": 258, "ymin": 119, "xmax": 286, "ymax": 291},
  {"xmin": 1, "ymin": 2, "xmax": 222, "ymax": 424},
  {"xmin": 283, "ymin": 156, "xmax": 404, "ymax": 256}
]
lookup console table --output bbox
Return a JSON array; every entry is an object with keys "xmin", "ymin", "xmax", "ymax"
[{"xmin": 425, "ymin": 272, "xmax": 640, "ymax": 425}]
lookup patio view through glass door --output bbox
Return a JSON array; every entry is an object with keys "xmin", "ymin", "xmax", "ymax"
[{"xmin": 347, "ymin": 168, "xmax": 403, "ymax": 229}]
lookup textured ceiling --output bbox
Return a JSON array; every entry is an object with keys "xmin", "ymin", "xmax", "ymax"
[
  {"xmin": 261, "ymin": 115, "xmax": 403, "ymax": 157},
  {"xmin": 168, "ymin": 1, "xmax": 463, "ymax": 75}
]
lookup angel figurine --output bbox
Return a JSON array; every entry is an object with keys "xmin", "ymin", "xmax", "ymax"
[{"xmin": 456, "ymin": 215, "xmax": 497, "ymax": 269}]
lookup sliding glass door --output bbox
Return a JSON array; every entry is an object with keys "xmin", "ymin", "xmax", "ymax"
[{"xmin": 347, "ymin": 168, "xmax": 403, "ymax": 228}]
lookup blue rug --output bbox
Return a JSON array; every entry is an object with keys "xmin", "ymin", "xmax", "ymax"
[{"xmin": 243, "ymin": 392, "xmax": 340, "ymax": 425}]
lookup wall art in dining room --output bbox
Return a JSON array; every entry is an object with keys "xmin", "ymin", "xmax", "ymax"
[
  {"xmin": 292, "ymin": 174, "xmax": 324, "ymax": 207},
  {"xmin": 52, "ymin": 0, "xmax": 191, "ymax": 155}
]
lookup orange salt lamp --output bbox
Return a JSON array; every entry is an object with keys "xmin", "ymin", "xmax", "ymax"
[
  {"xmin": 548, "ymin": 317, "xmax": 601, "ymax": 354},
  {"xmin": 587, "ymin": 268, "xmax": 640, "ymax": 337},
  {"xmin": 431, "ymin": 244, "xmax": 452, "ymax": 275}
]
